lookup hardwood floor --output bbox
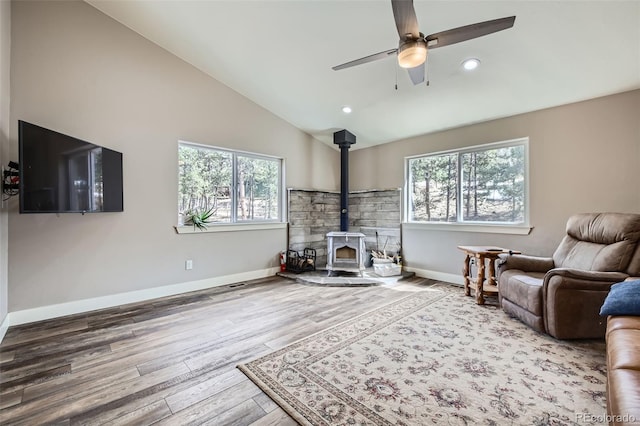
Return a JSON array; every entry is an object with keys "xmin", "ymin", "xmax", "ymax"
[{"xmin": 0, "ymin": 275, "xmax": 437, "ymax": 425}]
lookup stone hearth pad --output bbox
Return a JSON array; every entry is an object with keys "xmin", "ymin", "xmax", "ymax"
[{"xmin": 277, "ymin": 268, "xmax": 414, "ymax": 287}]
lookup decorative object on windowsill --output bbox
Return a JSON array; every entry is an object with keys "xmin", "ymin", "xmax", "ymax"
[{"xmin": 184, "ymin": 207, "xmax": 215, "ymax": 231}]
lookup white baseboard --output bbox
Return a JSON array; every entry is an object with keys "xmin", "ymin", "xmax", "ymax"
[
  {"xmin": 403, "ymin": 267, "xmax": 464, "ymax": 286},
  {"xmin": 4, "ymin": 267, "xmax": 280, "ymax": 329}
]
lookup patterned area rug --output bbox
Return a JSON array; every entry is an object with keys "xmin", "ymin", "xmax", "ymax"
[{"xmin": 238, "ymin": 285, "xmax": 607, "ymax": 425}]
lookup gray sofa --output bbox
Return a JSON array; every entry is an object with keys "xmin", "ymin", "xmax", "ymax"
[{"xmin": 497, "ymin": 212, "xmax": 640, "ymax": 339}]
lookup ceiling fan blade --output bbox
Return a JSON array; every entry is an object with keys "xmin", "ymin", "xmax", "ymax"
[
  {"xmin": 332, "ymin": 48, "xmax": 397, "ymax": 71},
  {"xmin": 407, "ymin": 63, "xmax": 424, "ymax": 85},
  {"xmin": 425, "ymin": 16, "xmax": 515, "ymax": 49},
  {"xmin": 391, "ymin": 0, "xmax": 420, "ymax": 40}
]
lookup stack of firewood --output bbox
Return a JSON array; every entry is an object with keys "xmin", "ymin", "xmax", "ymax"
[{"xmin": 371, "ymin": 250, "xmax": 400, "ymax": 263}]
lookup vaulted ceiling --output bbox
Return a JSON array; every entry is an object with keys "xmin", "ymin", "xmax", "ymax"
[{"xmin": 86, "ymin": 1, "xmax": 640, "ymax": 149}]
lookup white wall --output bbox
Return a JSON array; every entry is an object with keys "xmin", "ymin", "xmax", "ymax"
[
  {"xmin": 0, "ymin": 0, "xmax": 10, "ymax": 330},
  {"xmin": 350, "ymin": 90, "xmax": 640, "ymax": 277},
  {"xmin": 8, "ymin": 0, "xmax": 339, "ymax": 313}
]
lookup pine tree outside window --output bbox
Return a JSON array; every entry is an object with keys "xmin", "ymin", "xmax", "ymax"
[
  {"xmin": 406, "ymin": 138, "xmax": 528, "ymax": 225},
  {"xmin": 178, "ymin": 142, "xmax": 283, "ymax": 224}
]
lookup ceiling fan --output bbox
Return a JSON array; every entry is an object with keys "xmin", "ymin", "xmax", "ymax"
[{"xmin": 332, "ymin": 0, "xmax": 515, "ymax": 85}]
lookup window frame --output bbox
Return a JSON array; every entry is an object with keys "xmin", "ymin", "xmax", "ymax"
[
  {"xmin": 404, "ymin": 137, "xmax": 530, "ymax": 233},
  {"xmin": 177, "ymin": 141, "xmax": 285, "ymax": 230}
]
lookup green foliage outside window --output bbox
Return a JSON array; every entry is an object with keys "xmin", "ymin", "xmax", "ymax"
[
  {"xmin": 408, "ymin": 140, "xmax": 526, "ymax": 224},
  {"xmin": 178, "ymin": 143, "xmax": 281, "ymax": 224}
]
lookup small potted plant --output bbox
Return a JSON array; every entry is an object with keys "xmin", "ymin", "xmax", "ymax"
[{"xmin": 184, "ymin": 206, "xmax": 216, "ymax": 231}]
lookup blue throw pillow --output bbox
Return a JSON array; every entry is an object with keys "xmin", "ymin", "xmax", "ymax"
[{"xmin": 600, "ymin": 280, "xmax": 640, "ymax": 316}]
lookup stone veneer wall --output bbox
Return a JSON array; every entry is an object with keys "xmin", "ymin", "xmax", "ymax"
[{"xmin": 288, "ymin": 189, "xmax": 401, "ymax": 266}]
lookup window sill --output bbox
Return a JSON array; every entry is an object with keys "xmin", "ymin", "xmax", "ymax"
[
  {"xmin": 175, "ymin": 222, "xmax": 287, "ymax": 234},
  {"xmin": 402, "ymin": 222, "xmax": 533, "ymax": 235}
]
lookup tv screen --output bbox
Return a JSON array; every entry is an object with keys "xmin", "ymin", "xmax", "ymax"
[{"xmin": 19, "ymin": 120, "xmax": 123, "ymax": 213}]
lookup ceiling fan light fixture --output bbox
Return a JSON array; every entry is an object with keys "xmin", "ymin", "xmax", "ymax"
[{"xmin": 397, "ymin": 40, "xmax": 427, "ymax": 69}]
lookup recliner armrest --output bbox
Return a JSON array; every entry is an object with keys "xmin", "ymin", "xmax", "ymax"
[
  {"xmin": 498, "ymin": 254, "xmax": 554, "ymax": 274},
  {"xmin": 542, "ymin": 268, "xmax": 630, "ymax": 339},
  {"xmin": 545, "ymin": 268, "xmax": 629, "ymax": 284}
]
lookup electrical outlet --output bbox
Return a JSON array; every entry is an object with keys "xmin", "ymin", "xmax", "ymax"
[{"xmin": 185, "ymin": 260, "xmax": 193, "ymax": 270}]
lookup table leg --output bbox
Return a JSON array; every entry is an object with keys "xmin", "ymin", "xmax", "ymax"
[
  {"xmin": 462, "ymin": 254, "xmax": 471, "ymax": 296},
  {"xmin": 476, "ymin": 254, "xmax": 485, "ymax": 305},
  {"xmin": 488, "ymin": 257, "xmax": 497, "ymax": 287}
]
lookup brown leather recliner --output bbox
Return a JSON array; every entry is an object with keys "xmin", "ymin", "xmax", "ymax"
[{"xmin": 498, "ymin": 212, "xmax": 640, "ymax": 339}]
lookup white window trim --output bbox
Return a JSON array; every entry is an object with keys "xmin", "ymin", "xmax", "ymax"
[
  {"xmin": 178, "ymin": 141, "xmax": 286, "ymax": 228},
  {"xmin": 404, "ymin": 137, "xmax": 531, "ymax": 230},
  {"xmin": 402, "ymin": 222, "xmax": 532, "ymax": 235}
]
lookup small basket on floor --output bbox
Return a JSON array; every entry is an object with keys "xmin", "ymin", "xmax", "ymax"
[{"xmin": 286, "ymin": 248, "xmax": 316, "ymax": 273}]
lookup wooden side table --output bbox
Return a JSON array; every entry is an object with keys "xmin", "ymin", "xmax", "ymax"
[{"xmin": 457, "ymin": 246, "xmax": 520, "ymax": 305}]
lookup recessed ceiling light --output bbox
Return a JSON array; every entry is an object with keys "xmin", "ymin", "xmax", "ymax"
[
  {"xmin": 341, "ymin": 106, "xmax": 352, "ymax": 114},
  {"xmin": 462, "ymin": 58, "xmax": 480, "ymax": 71}
]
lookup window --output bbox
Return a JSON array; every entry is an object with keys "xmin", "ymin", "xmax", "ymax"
[
  {"xmin": 178, "ymin": 142, "xmax": 282, "ymax": 224},
  {"xmin": 406, "ymin": 138, "xmax": 528, "ymax": 225}
]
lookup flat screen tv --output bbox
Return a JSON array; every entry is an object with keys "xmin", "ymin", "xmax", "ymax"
[{"xmin": 19, "ymin": 120, "xmax": 123, "ymax": 213}]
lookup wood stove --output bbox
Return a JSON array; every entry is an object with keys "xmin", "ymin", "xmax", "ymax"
[
  {"xmin": 326, "ymin": 231, "xmax": 366, "ymax": 275},
  {"xmin": 325, "ymin": 129, "xmax": 366, "ymax": 275}
]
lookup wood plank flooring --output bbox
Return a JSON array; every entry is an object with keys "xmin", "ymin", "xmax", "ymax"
[{"xmin": 0, "ymin": 275, "xmax": 438, "ymax": 425}]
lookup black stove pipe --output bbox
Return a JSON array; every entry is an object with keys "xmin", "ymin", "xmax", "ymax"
[{"xmin": 333, "ymin": 129, "xmax": 356, "ymax": 232}]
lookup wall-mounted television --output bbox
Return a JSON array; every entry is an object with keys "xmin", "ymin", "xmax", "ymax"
[{"xmin": 19, "ymin": 120, "xmax": 123, "ymax": 213}]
